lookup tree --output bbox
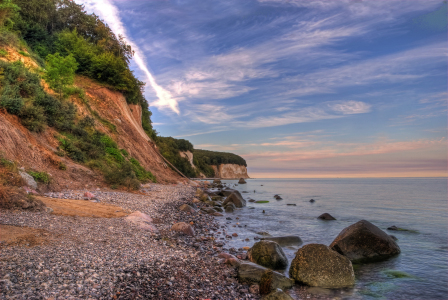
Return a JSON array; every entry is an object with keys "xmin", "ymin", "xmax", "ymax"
[
  {"xmin": 0, "ymin": 0, "xmax": 20, "ymax": 29},
  {"xmin": 44, "ymin": 52, "xmax": 78, "ymax": 99}
]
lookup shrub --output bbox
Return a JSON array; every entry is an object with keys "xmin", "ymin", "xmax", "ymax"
[
  {"xmin": 18, "ymin": 50, "xmax": 29, "ymax": 57},
  {"xmin": 120, "ymin": 149, "xmax": 129, "ymax": 157},
  {"xmin": 28, "ymin": 171, "xmax": 51, "ymax": 184},
  {"xmin": 105, "ymin": 147, "xmax": 124, "ymax": 163},
  {"xmin": 18, "ymin": 103, "xmax": 46, "ymax": 132},
  {"xmin": 0, "ymin": 49, "xmax": 7, "ymax": 56},
  {"xmin": 44, "ymin": 52, "xmax": 78, "ymax": 99},
  {"xmin": 58, "ymin": 162, "xmax": 66, "ymax": 170},
  {"xmin": 130, "ymin": 157, "xmax": 156, "ymax": 183}
]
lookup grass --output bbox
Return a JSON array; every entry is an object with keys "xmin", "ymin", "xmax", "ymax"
[{"xmin": 28, "ymin": 171, "xmax": 51, "ymax": 184}]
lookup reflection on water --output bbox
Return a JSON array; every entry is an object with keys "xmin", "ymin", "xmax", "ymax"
[{"xmin": 215, "ymin": 178, "xmax": 448, "ymax": 299}]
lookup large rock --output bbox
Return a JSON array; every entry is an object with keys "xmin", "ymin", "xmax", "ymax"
[
  {"xmin": 19, "ymin": 171, "xmax": 37, "ymax": 189},
  {"xmin": 263, "ymin": 290, "xmax": 294, "ymax": 300},
  {"xmin": 222, "ymin": 191, "xmax": 246, "ymax": 208},
  {"xmin": 289, "ymin": 244, "xmax": 355, "ymax": 288},
  {"xmin": 238, "ymin": 178, "xmax": 247, "ymax": 184},
  {"xmin": 225, "ymin": 203, "xmax": 236, "ymax": 213},
  {"xmin": 247, "ymin": 240, "xmax": 288, "ymax": 269},
  {"xmin": 125, "ymin": 211, "xmax": 158, "ymax": 233},
  {"xmin": 318, "ymin": 213, "xmax": 336, "ymax": 220},
  {"xmin": 262, "ymin": 236, "xmax": 302, "ymax": 247},
  {"xmin": 178, "ymin": 204, "xmax": 195, "ymax": 213},
  {"xmin": 171, "ymin": 222, "xmax": 195, "ymax": 236},
  {"xmin": 329, "ymin": 220, "xmax": 401, "ymax": 263},
  {"xmin": 238, "ymin": 262, "xmax": 294, "ymax": 290},
  {"xmin": 221, "ymin": 188, "xmax": 237, "ymax": 197}
]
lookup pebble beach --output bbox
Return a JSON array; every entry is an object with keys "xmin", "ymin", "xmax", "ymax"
[{"xmin": 0, "ymin": 184, "xmax": 259, "ymax": 300}]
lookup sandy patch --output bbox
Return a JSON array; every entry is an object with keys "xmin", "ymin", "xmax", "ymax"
[
  {"xmin": 0, "ymin": 225, "xmax": 52, "ymax": 247},
  {"xmin": 35, "ymin": 196, "xmax": 129, "ymax": 218}
]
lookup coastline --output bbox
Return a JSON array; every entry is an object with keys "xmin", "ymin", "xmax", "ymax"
[{"xmin": 0, "ymin": 183, "xmax": 259, "ymax": 299}]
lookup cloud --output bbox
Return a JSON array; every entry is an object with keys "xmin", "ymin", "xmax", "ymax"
[
  {"xmin": 74, "ymin": 0, "xmax": 180, "ymax": 114},
  {"xmin": 328, "ymin": 101, "xmax": 372, "ymax": 114}
]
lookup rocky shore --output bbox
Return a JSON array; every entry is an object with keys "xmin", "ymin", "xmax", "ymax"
[{"xmin": 0, "ymin": 184, "xmax": 259, "ymax": 300}]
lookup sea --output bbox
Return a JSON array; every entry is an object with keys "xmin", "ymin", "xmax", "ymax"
[{"xmin": 214, "ymin": 178, "xmax": 448, "ymax": 300}]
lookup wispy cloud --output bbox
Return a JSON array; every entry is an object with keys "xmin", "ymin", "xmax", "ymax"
[{"xmin": 75, "ymin": 0, "xmax": 180, "ymax": 114}]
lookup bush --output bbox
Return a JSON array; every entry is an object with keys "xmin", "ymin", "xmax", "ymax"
[
  {"xmin": 0, "ymin": 49, "xmax": 7, "ymax": 56},
  {"xmin": 18, "ymin": 50, "xmax": 29, "ymax": 57},
  {"xmin": 104, "ymin": 161, "xmax": 140, "ymax": 190},
  {"xmin": 130, "ymin": 158, "xmax": 156, "ymax": 183},
  {"xmin": 28, "ymin": 171, "xmax": 51, "ymax": 184},
  {"xmin": 18, "ymin": 103, "xmax": 46, "ymax": 132},
  {"xmin": 58, "ymin": 162, "xmax": 66, "ymax": 170},
  {"xmin": 105, "ymin": 147, "xmax": 124, "ymax": 163}
]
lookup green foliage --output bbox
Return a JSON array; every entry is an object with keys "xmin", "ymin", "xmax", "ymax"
[
  {"xmin": 103, "ymin": 161, "xmax": 141, "ymax": 190},
  {"xmin": 58, "ymin": 161, "xmax": 66, "ymax": 170},
  {"xmin": 157, "ymin": 136, "xmax": 197, "ymax": 178},
  {"xmin": 0, "ymin": 48, "xmax": 6, "ymax": 56},
  {"xmin": 193, "ymin": 149, "xmax": 247, "ymax": 167},
  {"xmin": 28, "ymin": 170, "xmax": 50, "ymax": 184},
  {"xmin": 45, "ymin": 52, "xmax": 78, "ymax": 99},
  {"xmin": 120, "ymin": 149, "xmax": 129, "ymax": 157},
  {"xmin": 18, "ymin": 102, "xmax": 45, "ymax": 132},
  {"xmin": 18, "ymin": 49, "xmax": 28, "ymax": 56},
  {"xmin": 129, "ymin": 157, "xmax": 156, "ymax": 183},
  {"xmin": 105, "ymin": 147, "xmax": 124, "ymax": 163},
  {"xmin": 0, "ymin": 0, "xmax": 20, "ymax": 29}
]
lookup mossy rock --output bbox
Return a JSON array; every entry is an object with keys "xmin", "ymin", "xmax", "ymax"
[{"xmin": 255, "ymin": 200, "xmax": 269, "ymax": 203}]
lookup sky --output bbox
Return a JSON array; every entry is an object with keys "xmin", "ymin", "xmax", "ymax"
[{"xmin": 76, "ymin": 0, "xmax": 447, "ymax": 178}]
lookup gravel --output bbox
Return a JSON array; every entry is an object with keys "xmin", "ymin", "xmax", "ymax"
[{"xmin": 0, "ymin": 184, "xmax": 259, "ymax": 299}]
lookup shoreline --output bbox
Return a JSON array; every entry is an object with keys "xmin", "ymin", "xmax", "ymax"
[{"xmin": 0, "ymin": 183, "xmax": 259, "ymax": 299}]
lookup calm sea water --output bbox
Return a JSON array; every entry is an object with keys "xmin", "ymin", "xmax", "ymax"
[{"xmin": 214, "ymin": 178, "xmax": 448, "ymax": 300}]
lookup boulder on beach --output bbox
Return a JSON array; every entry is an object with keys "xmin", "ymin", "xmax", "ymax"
[
  {"xmin": 262, "ymin": 236, "xmax": 302, "ymax": 247},
  {"xmin": 213, "ymin": 179, "xmax": 222, "ymax": 184},
  {"xmin": 223, "ymin": 191, "xmax": 246, "ymax": 208},
  {"xmin": 238, "ymin": 262, "xmax": 294, "ymax": 290},
  {"xmin": 329, "ymin": 220, "xmax": 401, "ymax": 263},
  {"xmin": 247, "ymin": 240, "xmax": 288, "ymax": 269},
  {"xmin": 289, "ymin": 244, "xmax": 355, "ymax": 288},
  {"xmin": 171, "ymin": 222, "xmax": 195, "ymax": 236},
  {"xmin": 125, "ymin": 211, "xmax": 158, "ymax": 233},
  {"xmin": 19, "ymin": 171, "xmax": 38, "ymax": 189},
  {"xmin": 238, "ymin": 178, "xmax": 247, "ymax": 184},
  {"xmin": 178, "ymin": 204, "xmax": 195, "ymax": 213},
  {"xmin": 263, "ymin": 290, "xmax": 294, "ymax": 300},
  {"xmin": 318, "ymin": 213, "xmax": 336, "ymax": 220}
]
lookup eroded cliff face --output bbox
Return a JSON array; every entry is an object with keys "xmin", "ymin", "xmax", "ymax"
[
  {"xmin": 211, "ymin": 164, "xmax": 249, "ymax": 179},
  {"xmin": 179, "ymin": 151, "xmax": 195, "ymax": 168}
]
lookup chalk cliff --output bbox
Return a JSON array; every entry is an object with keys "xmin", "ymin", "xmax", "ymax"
[{"xmin": 211, "ymin": 164, "xmax": 250, "ymax": 179}]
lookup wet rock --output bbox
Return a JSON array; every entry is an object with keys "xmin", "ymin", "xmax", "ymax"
[
  {"xmin": 263, "ymin": 289, "xmax": 294, "ymax": 300},
  {"xmin": 286, "ymin": 204, "xmax": 296, "ymax": 206},
  {"xmin": 260, "ymin": 269, "xmax": 274, "ymax": 295},
  {"xmin": 238, "ymin": 262, "xmax": 293, "ymax": 290},
  {"xmin": 257, "ymin": 231, "xmax": 270, "ymax": 236},
  {"xmin": 238, "ymin": 178, "xmax": 247, "ymax": 184},
  {"xmin": 19, "ymin": 171, "xmax": 37, "ymax": 189},
  {"xmin": 262, "ymin": 236, "xmax": 302, "ymax": 247},
  {"xmin": 330, "ymin": 220, "xmax": 401, "ymax": 263},
  {"xmin": 289, "ymin": 244, "xmax": 355, "ymax": 288},
  {"xmin": 211, "ymin": 195, "xmax": 223, "ymax": 201},
  {"xmin": 214, "ymin": 206, "xmax": 224, "ymax": 212},
  {"xmin": 212, "ymin": 212, "xmax": 224, "ymax": 216},
  {"xmin": 318, "ymin": 213, "xmax": 336, "ymax": 220},
  {"xmin": 248, "ymin": 199, "xmax": 256, "ymax": 203},
  {"xmin": 222, "ymin": 191, "xmax": 246, "ymax": 208},
  {"xmin": 178, "ymin": 204, "xmax": 195, "ymax": 213},
  {"xmin": 247, "ymin": 240, "xmax": 288, "ymax": 269},
  {"xmin": 171, "ymin": 222, "xmax": 195, "ymax": 236},
  {"xmin": 309, "ymin": 199, "xmax": 315, "ymax": 203},
  {"xmin": 225, "ymin": 203, "xmax": 236, "ymax": 213},
  {"xmin": 213, "ymin": 179, "xmax": 222, "ymax": 184},
  {"xmin": 389, "ymin": 235, "xmax": 398, "ymax": 241},
  {"xmin": 249, "ymin": 284, "xmax": 260, "ymax": 294}
]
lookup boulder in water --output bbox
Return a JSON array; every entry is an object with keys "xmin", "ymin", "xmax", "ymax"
[
  {"xmin": 289, "ymin": 244, "xmax": 355, "ymax": 288},
  {"xmin": 330, "ymin": 220, "xmax": 401, "ymax": 263},
  {"xmin": 309, "ymin": 199, "xmax": 315, "ymax": 203},
  {"xmin": 225, "ymin": 203, "xmax": 236, "ymax": 213},
  {"xmin": 222, "ymin": 191, "xmax": 246, "ymax": 208},
  {"xmin": 318, "ymin": 213, "xmax": 336, "ymax": 220},
  {"xmin": 238, "ymin": 262, "xmax": 294, "ymax": 290},
  {"xmin": 263, "ymin": 290, "xmax": 294, "ymax": 300},
  {"xmin": 238, "ymin": 178, "xmax": 247, "ymax": 184},
  {"xmin": 247, "ymin": 240, "xmax": 288, "ymax": 269}
]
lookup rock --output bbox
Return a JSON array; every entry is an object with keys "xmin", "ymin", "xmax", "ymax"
[
  {"xmin": 192, "ymin": 198, "xmax": 200, "ymax": 203},
  {"xmin": 226, "ymin": 257, "xmax": 241, "ymax": 267},
  {"xmin": 195, "ymin": 188, "xmax": 203, "ymax": 197},
  {"xmin": 213, "ymin": 212, "xmax": 224, "ymax": 216},
  {"xmin": 387, "ymin": 225, "xmax": 417, "ymax": 232},
  {"xmin": 46, "ymin": 207, "xmax": 54, "ymax": 213},
  {"xmin": 286, "ymin": 204, "xmax": 296, "ymax": 206},
  {"xmin": 171, "ymin": 222, "xmax": 195, "ymax": 237},
  {"xmin": 84, "ymin": 192, "xmax": 95, "ymax": 199},
  {"xmin": 225, "ymin": 203, "xmax": 236, "ymax": 213},
  {"xmin": 200, "ymin": 194, "xmax": 209, "ymax": 202},
  {"xmin": 260, "ymin": 269, "xmax": 274, "ymax": 295},
  {"xmin": 389, "ymin": 235, "xmax": 398, "ymax": 241},
  {"xmin": 223, "ymin": 191, "xmax": 246, "ymax": 208},
  {"xmin": 213, "ymin": 206, "xmax": 224, "ymax": 212},
  {"xmin": 238, "ymin": 178, "xmax": 247, "ymax": 184},
  {"xmin": 211, "ymin": 195, "xmax": 223, "ymax": 201},
  {"xmin": 289, "ymin": 244, "xmax": 355, "ymax": 288},
  {"xmin": 249, "ymin": 284, "xmax": 260, "ymax": 294},
  {"xmin": 238, "ymin": 262, "xmax": 294, "ymax": 290},
  {"xmin": 318, "ymin": 213, "xmax": 336, "ymax": 220},
  {"xmin": 329, "ymin": 220, "xmax": 401, "ymax": 263},
  {"xmin": 213, "ymin": 179, "xmax": 222, "ymax": 184},
  {"xmin": 309, "ymin": 199, "xmax": 315, "ymax": 203},
  {"xmin": 248, "ymin": 199, "xmax": 256, "ymax": 203},
  {"xmin": 221, "ymin": 188, "xmax": 238, "ymax": 197},
  {"xmin": 274, "ymin": 195, "xmax": 282, "ymax": 200},
  {"xmin": 263, "ymin": 290, "xmax": 294, "ymax": 300},
  {"xmin": 262, "ymin": 236, "xmax": 302, "ymax": 247},
  {"xmin": 232, "ymin": 233, "xmax": 238, "ymax": 237},
  {"xmin": 125, "ymin": 211, "xmax": 159, "ymax": 233},
  {"xmin": 19, "ymin": 171, "xmax": 37, "ymax": 189},
  {"xmin": 178, "ymin": 204, "xmax": 195, "ymax": 213},
  {"xmin": 257, "ymin": 231, "xmax": 270, "ymax": 236},
  {"xmin": 247, "ymin": 240, "xmax": 288, "ymax": 269}
]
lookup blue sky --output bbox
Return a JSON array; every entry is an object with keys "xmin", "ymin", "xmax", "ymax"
[{"xmin": 77, "ymin": 0, "xmax": 447, "ymax": 177}]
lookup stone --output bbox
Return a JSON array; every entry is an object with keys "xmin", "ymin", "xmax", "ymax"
[
  {"xmin": 192, "ymin": 198, "xmax": 200, "ymax": 203},
  {"xmin": 238, "ymin": 178, "xmax": 247, "ymax": 184},
  {"xmin": 249, "ymin": 284, "xmax": 259, "ymax": 294},
  {"xmin": 329, "ymin": 220, "xmax": 401, "ymax": 263},
  {"xmin": 213, "ymin": 206, "xmax": 223, "ymax": 212},
  {"xmin": 213, "ymin": 212, "xmax": 224, "ymax": 216},
  {"xmin": 171, "ymin": 222, "xmax": 195, "ymax": 236},
  {"xmin": 248, "ymin": 199, "xmax": 256, "ymax": 203},
  {"xmin": 178, "ymin": 204, "xmax": 195, "ymax": 213},
  {"xmin": 125, "ymin": 211, "xmax": 159, "ymax": 233},
  {"xmin": 286, "ymin": 204, "xmax": 296, "ymax": 206},
  {"xmin": 318, "ymin": 213, "xmax": 336, "ymax": 220},
  {"xmin": 200, "ymin": 194, "xmax": 209, "ymax": 202},
  {"xmin": 289, "ymin": 244, "xmax": 355, "ymax": 288},
  {"xmin": 260, "ymin": 269, "xmax": 274, "ymax": 295},
  {"xmin": 46, "ymin": 207, "xmax": 54, "ymax": 213},
  {"xmin": 263, "ymin": 290, "xmax": 294, "ymax": 300},
  {"xmin": 309, "ymin": 199, "xmax": 315, "ymax": 203},
  {"xmin": 19, "ymin": 171, "xmax": 37, "ymax": 189},
  {"xmin": 195, "ymin": 188, "xmax": 203, "ymax": 197},
  {"xmin": 225, "ymin": 203, "xmax": 236, "ymax": 213},
  {"xmin": 247, "ymin": 240, "xmax": 288, "ymax": 269},
  {"xmin": 389, "ymin": 235, "xmax": 398, "ymax": 241},
  {"xmin": 211, "ymin": 195, "xmax": 223, "ymax": 201},
  {"xmin": 262, "ymin": 236, "xmax": 302, "ymax": 247},
  {"xmin": 257, "ymin": 231, "xmax": 270, "ymax": 236},
  {"xmin": 238, "ymin": 262, "xmax": 294, "ymax": 290},
  {"xmin": 84, "ymin": 192, "xmax": 95, "ymax": 199},
  {"xmin": 213, "ymin": 179, "xmax": 222, "ymax": 184},
  {"xmin": 222, "ymin": 191, "xmax": 246, "ymax": 208}
]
